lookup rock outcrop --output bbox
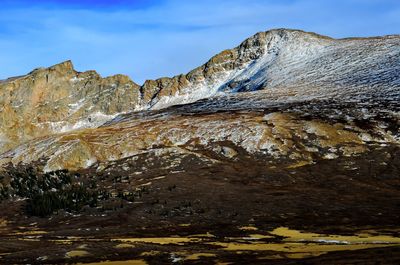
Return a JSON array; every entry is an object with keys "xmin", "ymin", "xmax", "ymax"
[{"xmin": 0, "ymin": 60, "xmax": 140, "ymax": 153}]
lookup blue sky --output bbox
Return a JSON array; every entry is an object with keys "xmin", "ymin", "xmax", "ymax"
[{"xmin": 0, "ymin": 0, "xmax": 399, "ymax": 84}]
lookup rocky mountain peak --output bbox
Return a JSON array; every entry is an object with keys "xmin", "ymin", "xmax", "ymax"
[
  {"xmin": 0, "ymin": 60, "xmax": 141, "ymax": 154},
  {"xmin": 44, "ymin": 59, "xmax": 75, "ymax": 73},
  {"xmin": 143, "ymin": 28, "xmax": 398, "ymax": 109},
  {"xmin": 26, "ymin": 60, "xmax": 75, "ymax": 81}
]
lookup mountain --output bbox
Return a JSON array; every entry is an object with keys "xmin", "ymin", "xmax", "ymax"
[
  {"xmin": 1, "ymin": 29, "xmax": 399, "ymax": 157},
  {"xmin": 0, "ymin": 29, "xmax": 399, "ymax": 264},
  {"xmin": 144, "ymin": 29, "xmax": 400, "ymax": 109},
  {"xmin": 0, "ymin": 61, "xmax": 140, "ymax": 154}
]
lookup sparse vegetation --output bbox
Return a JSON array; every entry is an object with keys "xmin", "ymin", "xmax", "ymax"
[
  {"xmin": 0, "ymin": 166, "xmax": 156, "ymax": 217},
  {"xmin": 26, "ymin": 185, "xmax": 99, "ymax": 217},
  {"xmin": 0, "ymin": 166, "xmax": 105, "ymax": 217}
]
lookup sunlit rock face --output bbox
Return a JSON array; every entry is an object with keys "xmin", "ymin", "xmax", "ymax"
[
  {"xmin": 0, "ymin": 60, "xmax": 141, "ymax": 153},
  {"xmin": 0, "ymin": 28, "xmax": 399, "ymax": 171}
]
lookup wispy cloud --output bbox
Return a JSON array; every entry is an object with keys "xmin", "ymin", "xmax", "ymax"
[{"xmin": 0, "ymin": 0, "xmax": 399, "ymax": 83}]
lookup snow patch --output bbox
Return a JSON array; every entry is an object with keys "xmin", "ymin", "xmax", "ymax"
[
  {"xmin": 85, "ymin": 157, "xmax": 97, "ymax": 168},
  {"xmin": 324, "ymin": 153, "xmax": 339, "ymax": 160},
  {"xmin": 68, "ymin": 99, "xmax": 85, "ymax": 114},
  {"xmin": 150, "ymin": 70, "xmax": 237, "ymax": 110},
  {"xmin": 42, "ymin": 112, "xmax": 121, "ymax": 134},
  {"xmin": 69, "ymin": 76, "xmax": 85, "ymax": 83},
  {"xmin": 314, "ymin": 239, "xmax": 350, "ymax": 244}
]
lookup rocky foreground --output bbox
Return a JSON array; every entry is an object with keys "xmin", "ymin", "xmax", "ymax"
[{"xmin": 0, "ymin": 29, "xmax": 399, "ymax": 264}]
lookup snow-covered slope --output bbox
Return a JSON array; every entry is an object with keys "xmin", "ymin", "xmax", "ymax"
[{"xmin": 144, "ymin": 29, "xmax": 400, "ymax": 109}]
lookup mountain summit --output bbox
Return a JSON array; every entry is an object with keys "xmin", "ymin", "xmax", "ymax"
[{"xmin": 143, "ymin": 28, "xmax": 399, "ymax": 109}]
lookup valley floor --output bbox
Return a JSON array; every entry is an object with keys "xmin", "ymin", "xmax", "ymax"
[{"xmin": 0, "ymin": 145, "xmax": 400, "ymax": 264}]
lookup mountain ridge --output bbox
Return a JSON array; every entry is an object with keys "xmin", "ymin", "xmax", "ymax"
[
  {"xmin": 2, "ymin": 28, "xmax": 399, "ymax": 86},
  {"xmin": 0, "ymin": 28, "xmax": 399, "ymax": 159}
]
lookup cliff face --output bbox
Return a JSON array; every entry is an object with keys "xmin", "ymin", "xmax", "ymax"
[
  {"xmin": 139, "ymin": 30, "xmax": 275, "ymax": 107},
  {"xmin": 0, "ymin": 29, "xmax": 399, "ymax": 169},
  {"xmin": 0, "ymin": 61, "xmax": 140, "ymax": 153}
]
